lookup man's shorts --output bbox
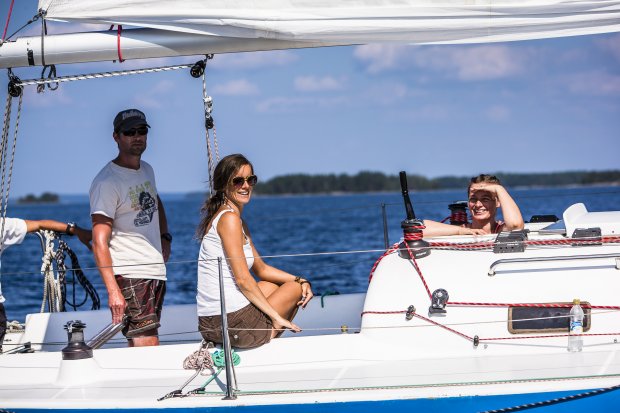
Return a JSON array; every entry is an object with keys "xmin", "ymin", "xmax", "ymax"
[
  {"xmin": 199, "ymin": 303, "xmax": 272, "ymax": 349},
  {"xmin": 115, "ymin": 276, "xmax": 166, "ymax": 338}
]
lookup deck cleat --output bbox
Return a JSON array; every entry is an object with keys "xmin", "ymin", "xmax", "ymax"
[{"xmin": 429, "ymin": 289, "xmax": 449, "ymax": 317}]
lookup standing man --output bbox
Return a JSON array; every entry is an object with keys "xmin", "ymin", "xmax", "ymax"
[
  {"xmin": 90, "ymin": 109, "xmax": 171, "ymax": 347},
  {"xmin": 1, "ymin": 219, "xmax": 91, "ymax": 353}
]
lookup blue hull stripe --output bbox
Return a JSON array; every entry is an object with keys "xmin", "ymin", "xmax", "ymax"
[{"xmin": 9, "ymin": 388, "xmax": 620, "ymax": 413}]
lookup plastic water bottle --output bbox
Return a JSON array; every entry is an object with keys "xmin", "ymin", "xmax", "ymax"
[{"xmin": 568, "ymin": 298, "xmax": 584, "ymax": 352}]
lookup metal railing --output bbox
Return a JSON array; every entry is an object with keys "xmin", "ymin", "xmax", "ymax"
[{"xmin": 488, "ymin": 253, "xmax": 620, "ymax": 276}]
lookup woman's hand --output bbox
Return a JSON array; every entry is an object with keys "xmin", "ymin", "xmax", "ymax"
[
  {"xmin": 273, "ymin": 316, "xmax": 301, "ymax": 333},
  {"xmin": 458, "ymin": 227, "xmax": 487, "ymax": 236},
  {"xmin": 469, "ymin": 182, "xmax": 500, "ymax": 197},
  {"xmin": 297, "ymin": 281, "xmax": 314, "ymax": 308}
]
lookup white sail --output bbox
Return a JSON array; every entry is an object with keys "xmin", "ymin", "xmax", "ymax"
[
  {"xmin": 2, "ymin": 0, "xmax": 617, "ymax": 69},
  {"xmin": 39, "ymin": 0, "xmax": 620, "ymax": 44}
]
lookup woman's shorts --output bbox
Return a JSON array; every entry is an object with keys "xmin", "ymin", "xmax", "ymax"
[{"xmin": 199, "ymin": 303, "xmax": 272, "ymax": 349}]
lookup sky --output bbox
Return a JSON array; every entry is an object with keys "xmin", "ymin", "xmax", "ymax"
[{"xmin": 0, "ymin": 1, "xmax": 619, "ymax": 197}]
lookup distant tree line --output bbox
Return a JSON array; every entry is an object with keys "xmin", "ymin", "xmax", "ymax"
[
  {"xmin": 253, "ymin": 170, "xmax": 620, "ymax": 195},
  {"xmin": 17, "ymin": 192, "xmax": 59, "ymax": 204}
]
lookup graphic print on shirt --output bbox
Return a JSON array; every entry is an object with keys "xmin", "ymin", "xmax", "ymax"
[{"xmin": 129, "ymin": 181, "xmax": 158, "ymax": 227}]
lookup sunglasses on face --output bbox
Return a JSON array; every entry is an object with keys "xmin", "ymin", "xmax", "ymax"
[
  {"xmin": 121, "ymin": 127, "xmax": 149, "ymax": 137},
  {"xmin": 231, "ymin": 175, "xmax": 258, "ymax": 188}
]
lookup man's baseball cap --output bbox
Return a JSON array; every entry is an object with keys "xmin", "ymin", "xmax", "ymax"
[{"xmin": 113, "ymin": 109, "xmax": 150, "ymax": 132}]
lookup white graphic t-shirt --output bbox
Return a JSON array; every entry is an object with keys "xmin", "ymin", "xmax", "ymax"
[
  {"xmin": 90, "ymin": 161, "xmax": 166, "ymax": 280},
  {"xmin": 0, "ymin": 218, "xmax": 28, "ymax": 303}
]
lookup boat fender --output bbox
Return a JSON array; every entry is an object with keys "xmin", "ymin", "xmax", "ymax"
[
  {"xmin": 428, "ymin": 289, "xmax": 449, "ymax": 317},
  {"xmin": 61, "ymin": 320, "xmax": 93, "ymax": 360}
]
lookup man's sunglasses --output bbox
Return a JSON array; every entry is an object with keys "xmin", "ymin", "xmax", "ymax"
[
  {"xmin": 121, "ymin": 127, "xmax": 149, "ymax": 137},
  {"xmin": 232, "ymin": 175, "xmax": 258, "ymax": 188}
]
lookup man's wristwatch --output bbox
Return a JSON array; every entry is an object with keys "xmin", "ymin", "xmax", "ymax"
[
  {"xmin": 65, "ymin": 222, "xmax": 76, "ymax": 236},
  {"xmin": 161, "ymin": 232, "xmax": 173, "ymax": 242}
]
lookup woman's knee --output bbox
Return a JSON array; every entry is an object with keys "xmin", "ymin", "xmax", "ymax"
[
  {"xmin": 281, "ymin": 281, "xmax": 302, "ymax": 296},
  {"xmin": 257, "ymin": 280, "xmax": 279, "ymax": 297}
]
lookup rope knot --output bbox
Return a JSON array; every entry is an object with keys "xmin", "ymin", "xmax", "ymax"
[{"xmin": 183, "ymin": 341, "xmax": 215, "ymax": 375}]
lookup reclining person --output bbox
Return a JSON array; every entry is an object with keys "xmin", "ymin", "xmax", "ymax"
[{"xmin": 423, "ymin": 174, "xmax": 524, "ymax": 237}]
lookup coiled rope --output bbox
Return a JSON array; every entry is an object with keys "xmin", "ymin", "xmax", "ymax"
[
  {"xmin": 39, "ymin": 230, "xmax": 100, "ymax": 313},
  {"xmin": 56, "ymin": 239, "xmax": 100, "ymax": 311},
  {"xmin": 159, "ymin": 341, "xmax": 241, "ymax": 400},
  {"xmin": 39, "ymin": 230, "xmax": 62, "ymax": 313}
]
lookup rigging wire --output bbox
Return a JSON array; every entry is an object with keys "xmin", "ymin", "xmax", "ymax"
[
  {"xmin": 1, "ymin": 0, "xmax": 15, "ymax": 43},
  {"xmin": 0, "ymin": 90, "xmax": 21, "ymax": 260}
]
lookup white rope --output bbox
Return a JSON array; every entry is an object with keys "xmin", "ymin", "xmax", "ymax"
[
  {"xmin": 39, "ymin": 230, "xmax": 62, "ymax": 313},
  {"xmin": 201, "ymin": 60, "xmax": 219, "ymax": 193},
  {"xmin": 14, "ymin": 63, "xmax": 198, "ymax": 87},
  {"xmin": 183, "ymin": 340, "xmax": 215, "ymax": 375},
  {"xmin": 0, "ymin": 92, "xmax": 21, "ymax": 260}
]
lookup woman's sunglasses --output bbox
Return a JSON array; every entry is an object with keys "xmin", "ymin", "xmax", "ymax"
[
  {"xmin": 232, "ymin": 175, "xmax": 258, "ymax": 188},
  {"xmin": 121, "ymin": 127, "xmax": 149, "ymax": 137}
]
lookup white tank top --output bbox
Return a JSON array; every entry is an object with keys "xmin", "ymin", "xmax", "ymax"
[{"xmin": 197, "ymin": 209, "xmax": 254, "ymax": 316}]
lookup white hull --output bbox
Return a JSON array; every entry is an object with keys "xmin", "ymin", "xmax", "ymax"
[{"xmin": 1, "ymin": 204, "xmax": 619, "ymax": 411}]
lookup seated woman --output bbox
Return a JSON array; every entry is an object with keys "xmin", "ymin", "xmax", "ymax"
[
  {"xmin": 196, "ymin": 154, "xmax": 313, "ymax": 349},
  {"xmin": 423, "ymin": 174, "xmax": 524, "ymax": 237}
]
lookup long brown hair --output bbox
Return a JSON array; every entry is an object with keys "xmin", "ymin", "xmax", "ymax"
[{"xmin": 196, "ymin": 154, "xmax": 254, "ymax": 237}]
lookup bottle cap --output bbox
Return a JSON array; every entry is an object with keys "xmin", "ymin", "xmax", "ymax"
[{"xmin": 573, "ymin": 298, "xmax": 580, "ymax": 305}]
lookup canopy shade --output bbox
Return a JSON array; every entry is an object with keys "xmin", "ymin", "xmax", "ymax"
[{"xmin": 39, "ymin": 0, "xmax": 620, "ymax": 44}]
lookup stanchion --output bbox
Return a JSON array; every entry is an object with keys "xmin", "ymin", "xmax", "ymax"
[{"xmin": 217, "ymin": 257, "xmax": 237, "ymax": 400}]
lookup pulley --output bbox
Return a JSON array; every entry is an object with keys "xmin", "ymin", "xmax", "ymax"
[
  {"xmin": 190, "ymin": 60, "xmax": 206, "ymax": 78},
  {"xmin": 7, "ymin": 76, "xmax": 23, "ymax": 97}
]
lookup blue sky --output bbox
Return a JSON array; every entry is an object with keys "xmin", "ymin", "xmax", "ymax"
[{"xmin": 1, "ymin": 1, "xmax": 619, "ymax": 197}]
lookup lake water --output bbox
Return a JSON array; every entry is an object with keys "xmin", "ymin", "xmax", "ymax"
[{"xmin": 2, "ymin": 186, "xmax": 620, "ymax": 321}]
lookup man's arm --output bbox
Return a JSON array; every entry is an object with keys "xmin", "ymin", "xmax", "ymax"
[
  {"xmin": 157, "ymin": 195, "xmax": 170, "ymax": 262},
  {"xmin": 25, "ymin": 219, "xmax": 92, "ymax": 249},
  {"xmin": 91, "ymin": 214, "xmax": 125, "ymax": 324}
]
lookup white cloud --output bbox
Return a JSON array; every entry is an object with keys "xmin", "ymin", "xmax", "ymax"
[
  {"xmin": 407, "ymin": 104, "xmax": 451, "ymax": 121},
  {"xmin": 596, "ymin": 33, "xmax": 620, "ymax": 63},
  {"xmin": 361, "ymin": 81, "xmax": 410, "ymax": 105},
  {"xmin": 354, "ymin": 44, "xmax": 526, "ymax": 80},
  {"xmin": 258, "ymin": 79, "xmax": 410, "ymax": 112},
  {"xmin": 294, "ymin": 75, "xmax": 345, "ymax": 92},
  {"xmin": 256, "ymin": 96, "xmax": 350, "ymax": 113},
  {"xmin": 23, "ymin": 84, "xmax": 72, "ymax": 107},
  {"xmin": 485, "ymin": 105, "xmax": 511, "ymax": 121},
  {"xmin": 212, "ymin": 79, "xmax": 259, "ymax": 96},
  {"xmin": 132, "ymin": 80, "xmax": 176, "ymax": 108},
  {"xmin": 211, "ymin": 50, "xmax": 298, "ymax": 70},
  {"xmin": 353, "ymin": 44, "xmax": 405, "ymax": 74},
  {"xmin": 565, "ymin": 70, "xmax": 620, "ymax": 96},
  {"xmin": 448, "ymin": 46, "xmax": 524, "ymax": 80}
]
